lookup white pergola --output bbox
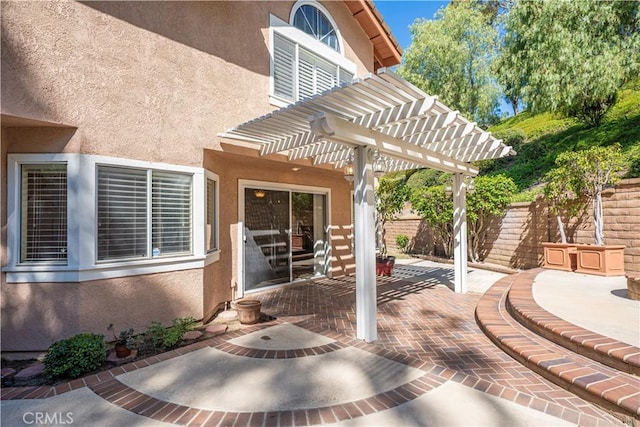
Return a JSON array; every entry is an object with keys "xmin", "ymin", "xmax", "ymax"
[{"xmin": 221, "ymin": 69, "xmax": 515, "ymax": 342}]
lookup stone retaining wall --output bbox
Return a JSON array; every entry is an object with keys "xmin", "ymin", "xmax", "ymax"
[{"xmin": 385, "ymin": 178, "xmax": 640, "ymax": 274}]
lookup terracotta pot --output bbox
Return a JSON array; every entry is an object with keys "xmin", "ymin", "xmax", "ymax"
[
  {"xmin": 575, "ymin": 244, "xmax": 625, "ymax": 276},
  {"xmin": 236, "ymin": 299, "xmax": 262, "ymax": 325},
  {"xmin": 114, "ymin": 344, "xmax": 131, "ymax": 358},
  {"xmin": 542, "ymin": 243, "xmax": 577, "ymax": 272}
]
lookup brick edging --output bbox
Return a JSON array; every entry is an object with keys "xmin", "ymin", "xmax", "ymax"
[
  {"xmin": 476, "ymin": 270, "xmax": 640, "ymax": 422},
  {"xmin": 507, "ymin": 269, "xmax": 640, "ymax": 376}
]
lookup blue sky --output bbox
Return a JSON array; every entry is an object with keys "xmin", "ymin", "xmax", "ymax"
[
  {"xmin": 373, "ymin": 0, "xmax": 450, "ymax": 50},
  {"xmin": 372, "ymin": 0, "xmax": 513, "ymax": 117}
]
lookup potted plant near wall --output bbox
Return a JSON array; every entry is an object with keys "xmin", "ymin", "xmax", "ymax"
[
  {"xmin": 375, "ymin": 176, "xmax": 407, "ymax": 276},
  {"xmin": 552, "ymin": 144, "xmax": 627, "ymax": 276},
  {"xmin": 541, "ymin": 165, "xmax": 586, "ymax": 271},
  {"xmin": 107, "ymin": 324, "xmax": 136, "ymax": 358}
]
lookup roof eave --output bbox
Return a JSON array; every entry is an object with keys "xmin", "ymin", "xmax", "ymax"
[{"xmin": 344, "ymin": 0, "xmax": 403, "ymax": 70}]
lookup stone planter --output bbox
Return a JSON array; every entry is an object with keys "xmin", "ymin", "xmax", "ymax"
[
  {"xmin": 575, "ymin": 244, "xmax": 625, "ymax": 276},
  {"xmin": 542, "ymin": 243, "xmax": 577, "ymax": 272},
  {"xmin": 627, "ymin": 275, "xmax": 640, "ymax": 300},
  {"xmin": 236, "ymin": 299, "xmax": 262, "ymax": 325}
]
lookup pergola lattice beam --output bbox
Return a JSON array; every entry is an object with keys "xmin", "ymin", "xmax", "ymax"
[{"xmin": 310, "ymin": 113, "xmax": 478, "ymax": 176}]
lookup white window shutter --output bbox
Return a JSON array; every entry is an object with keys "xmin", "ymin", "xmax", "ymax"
[
  {"xmin": 339, "ymin": 67, "xmax": 354, "ymax": 86},
  {"xmin": 273, "ymin": 33, "xmax": 296, "ymax": 101},
  {"xmin": 315, "ymin": 56, "xmax": 337, "ymax": 93},
  {"xmin": 298, "ymin": 48, "xmax": 315, "ymax": 100}
]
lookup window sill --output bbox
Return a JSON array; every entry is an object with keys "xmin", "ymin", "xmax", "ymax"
[
  {"xmin": 3, "ymin": 256, "xmax": 208, "ymax": 283},
  {"xmin": 204, "ymin": 250, "xmax": 221, "ymax": 267}
]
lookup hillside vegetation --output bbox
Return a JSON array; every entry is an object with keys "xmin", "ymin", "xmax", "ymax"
[{"xmin": 481, "ymin": 82, "xmax": 640, "ymax": 201}]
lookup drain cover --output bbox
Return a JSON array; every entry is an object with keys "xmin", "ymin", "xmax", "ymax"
[{"xmin": 260, "ymin": 335, "xmax": 271, "ymax": 341}]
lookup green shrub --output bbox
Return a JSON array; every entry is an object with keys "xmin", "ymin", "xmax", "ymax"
[
  {"xmin": 395, "ymin": 234, "xmax": 410, "ymax": 253},
  {"xmin": 44, "ymin": 333, "xmax": 106, "ymax": 379},
  {"xmin": 145, "ymin": 317, "xmax": 197, "ymax": 350}
]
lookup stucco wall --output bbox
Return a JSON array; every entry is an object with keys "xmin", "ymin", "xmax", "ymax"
[
  {"xmin": 205, "ymin": 146, "xmax": 355, "ymax": 300},
  {"xmin": 2, "ymin": 1, "xmax": 371, "ymax": 352},
  {"xmin": 385, "ymin": 178, "xmax": 640, "ymax": 275},
  {"xmin": 1, "ymin": 1, "xmax": 373, "ymax": 167},
  {"xmin": 1, "ymin": 269, "xmax": 203, "ymax": 352}
]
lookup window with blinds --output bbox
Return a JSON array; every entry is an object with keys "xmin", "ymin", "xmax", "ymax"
[
  {"xmin": 206, "ymin": 178, "xmax": 217, "ymax": 252},
  {"xmin": 273, "ymin": 32, "xmax": 354, "ymax": 103},
  {"xmin": 97, "ymin": 167, "xmax": 148, "ymax": 261},
  {"xmin": 97, "ymin": 166, "xmax": 193, "ymax": 261},
  {"xmin": 20, "ymin": 164, "xmax": 68, "ymax": 263},
  {"xmin": 152, "ymin": 172, "xmax": 192, "ymax": 257}
]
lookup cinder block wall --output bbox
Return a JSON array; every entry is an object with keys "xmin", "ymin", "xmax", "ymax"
[{"xmin": 385, "ymin": 178, "xmax": 640, "ymax": 274}]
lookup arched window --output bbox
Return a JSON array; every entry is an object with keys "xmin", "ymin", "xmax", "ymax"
[{"xmin": 292, "ymin": 4, "xmax": 339, "ymax": 52}]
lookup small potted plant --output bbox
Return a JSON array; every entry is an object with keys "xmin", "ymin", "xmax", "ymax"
[
  {"xmin": 107, "ymin": 324, "xmax": 136, "ymax": 358},
  {"xmin": 375, "ymin": 176, "xmax": 407, "ymax": 276}
]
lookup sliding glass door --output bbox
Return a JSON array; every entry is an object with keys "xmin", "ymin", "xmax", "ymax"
[{"xmin": 243, "ymin": 186, "xmax": 328, "ymax": 292}]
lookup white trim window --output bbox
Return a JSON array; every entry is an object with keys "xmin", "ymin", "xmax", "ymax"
[
  {"xmin": 270, "ymin": 4, "xmax": 356, "ymax": 106},
  {"xmin": 97, "ymin": 167, "xmax": 193, "ymax": 261},
  {"xmin": 20, "ymin": 163, "xmax": 68, "ymax": 263},
  {"xmin": 206, "ymin": 173, "xmax": 219, "ymax": 253},
  {"xmin": 5, "ymin": 154, "xmax": 215, "ymax": 283}
]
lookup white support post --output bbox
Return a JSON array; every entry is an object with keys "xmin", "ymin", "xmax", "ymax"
[
  {"xmin": 453, "ymin": 173, "xmax": 468, "ymax": 294},
  {"xmin": 354, "ymin": 145, "xmax": 377, "ymax": 342}
]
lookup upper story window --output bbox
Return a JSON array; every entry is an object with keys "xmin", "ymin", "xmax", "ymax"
[
  {"xmin": 293, "ymin": 4, "xmax": 339, "ymax": 51},
  {"xmin": 270, "ymin": 2, "xmax": 356, "ymax": 106}
]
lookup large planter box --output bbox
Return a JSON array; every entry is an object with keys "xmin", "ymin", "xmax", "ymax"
[
  {"xmin": 575, "ymin": 244, "xmax": 625, "ymax": 276},
  {"xmin": 542, "ymin": 243, "xmax": 577, "ymax": 272},
  {"xmin": 627, "ymin": 275, "xmax": 640, "ymax": 300}
]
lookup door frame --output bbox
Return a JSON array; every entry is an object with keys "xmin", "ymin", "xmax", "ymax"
[{"xmin": 237, "ymin": 179, "xmax": 332, "ymax": 298}]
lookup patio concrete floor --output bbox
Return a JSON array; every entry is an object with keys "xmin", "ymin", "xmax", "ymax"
[{"xmin": 1, "ymin": 258, "xmax": 633, "ymax": 426}]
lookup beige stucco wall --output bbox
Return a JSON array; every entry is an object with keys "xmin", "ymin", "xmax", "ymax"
[
  {"xmin": 1, "ymin": 269, "xmax": 203, "ymax": 352},
  {"xmin": 1, "ymin": 1, "xmax": 372, "ymax": 352},
  {"xmin": 205, "ymin": 146, "xmax": 355, "ymax": 302}
]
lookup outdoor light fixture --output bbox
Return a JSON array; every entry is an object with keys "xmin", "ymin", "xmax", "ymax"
[
  {"xmin": 445, "ymin": 177, "xmax": 475, "ymax": 197},
  {"xmin": 445, "ymin": 182, "xmax": 453, "ymax": 196},
  {"xmin": 254, "ymin": 189, "xmax": 266, "ymax": 198},
  {"xmin": 372, "ymin": 150, "xmax": 386, "ymax": 178},
  {"xmin": 466, "ymin": 177, "xmax": 475, "ymax": 193},
  {"xmin": 343, "ymin": 152, "xmax": 354, "ymax": 183}
]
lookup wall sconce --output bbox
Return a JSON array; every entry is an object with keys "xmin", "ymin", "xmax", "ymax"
[
  {"xmin": 344, "ymin": 152, "xmax": 354, "ymax": 183},
  {"xmin": 372, "ymin": 150, "xmax": 386, "ymax": 178},
  {"xmin": 254, "ymin": 189, "xmax": 266, "ymax": 198}
]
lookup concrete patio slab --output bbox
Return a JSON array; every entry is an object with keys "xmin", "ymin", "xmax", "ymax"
[
  {"xmin": 0, "ymin": 388, "xmax": 173, "ymax": 427},
  {"xmin": 118, "ymin": 331, "xmax": 423, "ymax": 412},
  {"xmin": 533, "ymin": 270, "xmax": 640, "ymax": 346},
  {"xmin": 228, "ymin": 322, "xmax": 335, "ymax": 350},
  {"xmin": 331, "ymin": 380, "xmax": 574, "ymax": 427}
]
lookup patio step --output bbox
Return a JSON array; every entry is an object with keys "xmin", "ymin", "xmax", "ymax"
[
  {"xmin": 506, "ymin": 269, "xmax": 640, "ymax": 376},
  {"xmin": 476, "ymin": 270, "xmax": 640, "ymax": 424}
]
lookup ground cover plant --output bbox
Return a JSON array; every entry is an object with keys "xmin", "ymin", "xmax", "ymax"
[{"xmin": 2, "ymin": 316, "xmax": 202, "ymax": 386}]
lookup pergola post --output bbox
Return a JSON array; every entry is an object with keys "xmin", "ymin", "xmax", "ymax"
[
  {"xmin": 354, "ymin": 145, "xmax": 377, "ymax": 342},
  {"xmin": 453, "ymin": 173, "xmax": 468, "ymax": 294}
]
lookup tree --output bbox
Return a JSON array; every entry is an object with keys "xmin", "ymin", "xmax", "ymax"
[
  {"xmin": 399, "ymin": 1, "xmax": 501, "ymax": 125},
  {"xmin": 542, "ymin": 167, "xmax": 585, "ymax": 244},
  {"xmin": 375, "ymin": 176, "xmax": 407, "ymax": 256},
  {"xmin": 553, "ymin": 144, "xmax": 627, "ymax": 245},
  {"xmin": 467, "ymin": 175, "xmax": 516, "ymax": 262},
  {"xmin": 410, "ymin": 185, "xmax": 454, "ymax": 257},
  {"xmin": 500, "ymin": 1, "xmax": 640, "ymax": 127}
]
